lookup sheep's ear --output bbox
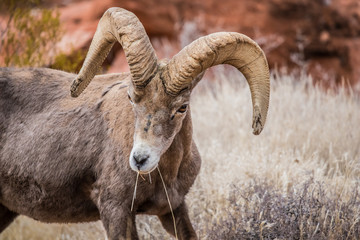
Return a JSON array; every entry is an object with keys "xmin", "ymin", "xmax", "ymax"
[
  {"xmin": 71, "ymin": 7, "xmax": 158, "ymax": 98},
  {"xmin": 164, "ymin": 32, "xmax": 270, "ymax": 135}
]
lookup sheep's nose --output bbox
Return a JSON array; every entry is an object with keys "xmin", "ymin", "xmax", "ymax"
[{"xmin": 133, "ymin": 154, "xmax": 149, "ymax": 169}]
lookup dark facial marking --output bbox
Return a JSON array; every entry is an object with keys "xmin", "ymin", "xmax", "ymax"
[{"xmin": 144, "ymin": 114, "xmax": 152, "ymax": 132}]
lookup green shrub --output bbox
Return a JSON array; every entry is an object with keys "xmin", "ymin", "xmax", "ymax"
[
  {"xmin": 51, "ymin": 49, "xmax": 86, "ymax": 73},
  {"xmin": 0, "ymin": 0, "xmax": 62, "ymax": 67}
]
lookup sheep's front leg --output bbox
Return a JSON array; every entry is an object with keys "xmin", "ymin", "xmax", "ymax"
[
  {"xmin": 158, "ymin": 202, "xmax": 197, "ymax": 240},
  {"xmin": 0, "ymin": 204, "xmax": 18, "ymax": 233},
  {"xmin": 100, "ymin": 204, "xmax": 138, "ymax": 240}
]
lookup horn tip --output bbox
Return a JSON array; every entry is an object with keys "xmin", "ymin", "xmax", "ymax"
[
  {"xmin": 252, "ymin": 107, "xmax": 264, "ymax": 135},
  {"xmin": 70, "ymin": 78, "xmax": 81, "ymax": 98},
  {"xmin": 252, "ymin": 125, "xmax": 263, "ymax": 135},
  {"xmin": 70, "ymin": 91, "xmax": 79, "ymax": 98}
]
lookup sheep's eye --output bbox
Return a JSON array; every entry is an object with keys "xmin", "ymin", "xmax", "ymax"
[
  {"xmin": 177, "ymin": 104, "xmax": 188, "ymax": 113},
  {"xmin": 127, "ymin": 93, "xmax": 133, "ymax": 103}
]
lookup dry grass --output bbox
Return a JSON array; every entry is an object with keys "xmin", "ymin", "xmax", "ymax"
[{"xmin": 1, "ymin": 69, "xmax": 359, "ymax": 239}]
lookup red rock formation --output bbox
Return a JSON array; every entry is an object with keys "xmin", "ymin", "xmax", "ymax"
[{"xmin": 34, "ymin": 0, "xmax": 360, "ymax": 86}]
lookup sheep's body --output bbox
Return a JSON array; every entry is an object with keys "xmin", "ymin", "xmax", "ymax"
[
  {"xmin": 1, "ymin": 68, "xmax": 102, "ymax": 223},
  {"xmin": 0, "ymin": 68, "xmax": 201, "ymax": 237}
]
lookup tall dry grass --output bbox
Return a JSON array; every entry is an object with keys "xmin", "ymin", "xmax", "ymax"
[{"xmin": 1, "ymin": 69, "xmax": 359, "ymax": 239}]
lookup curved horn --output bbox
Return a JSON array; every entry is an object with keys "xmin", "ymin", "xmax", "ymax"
[
  {"xmin": 164, "ymin": 32, "xmax": 270, "ymax": 135},
  {"xmin": 71, "ymin": 7, "xmax": 158, "ymax": 97}
]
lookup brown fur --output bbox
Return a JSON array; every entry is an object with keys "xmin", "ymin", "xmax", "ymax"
[{"xmin": 0, "ymin": 67, "xmax": 200, "ymax": 239}]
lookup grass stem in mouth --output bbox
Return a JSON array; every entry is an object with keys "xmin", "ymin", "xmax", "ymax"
[{"xmin": 131, "ymin": 172, "xmax": 140, "ymax": 212}]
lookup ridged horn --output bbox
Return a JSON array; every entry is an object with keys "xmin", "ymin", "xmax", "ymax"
[
  {"xmin": 70, "ymin": 7, "xmax": 158, "ymax": 97},
  {"xmin": 164, "ymin": 32, "xmax": 270, "ymax": 135}
]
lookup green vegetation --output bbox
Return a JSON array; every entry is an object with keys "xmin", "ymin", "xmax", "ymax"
[
  {"xmin": 0, "ymin": 0, "xmax": 85, "ymax": 72},
  {"xmin": 51, "ymin": 49, "xmax": 86, "ymax": 73},
  {"xmin": 0, "ymin": 0, "xmax": 62, "ymax": 67}
]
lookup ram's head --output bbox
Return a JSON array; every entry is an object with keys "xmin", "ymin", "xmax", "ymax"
[{"xmin": 70, "ymin": 8, "xmax": 270, "ymax": 173}]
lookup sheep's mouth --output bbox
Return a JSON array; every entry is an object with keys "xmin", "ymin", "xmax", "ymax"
[{"xmin": 137, "ymin": 164, "xmax": 158, "ymax": 175}]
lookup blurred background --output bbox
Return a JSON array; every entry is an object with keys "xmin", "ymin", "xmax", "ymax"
[
  {"xmin": 1, "ymin": 0, "xmax": 360, "ymax": 89},
  {"xmin": 1, "ymin": 1, "xmax": 360, "ymax": 239}
]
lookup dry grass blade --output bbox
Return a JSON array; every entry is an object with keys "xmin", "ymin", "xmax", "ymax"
[
  {"xmin": 131, "ymin": 172, "xmax": 140, "ymax": 212},
  {"xmin": 157, "ymin": 167, "xmax": 178, "ymax": 240},
  {"xmin": 139, "ymin": 174, "xmax": 146, "ymax": 181}
]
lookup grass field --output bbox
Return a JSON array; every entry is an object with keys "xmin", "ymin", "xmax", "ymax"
[{"xmin": 1, "ymin": 69, "xmax": 359, "ymax": 239}]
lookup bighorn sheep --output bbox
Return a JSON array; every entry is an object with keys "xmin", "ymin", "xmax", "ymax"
[{"xmin": 0, "ymin": 7, "xmax": 270, "ymax": 239}]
